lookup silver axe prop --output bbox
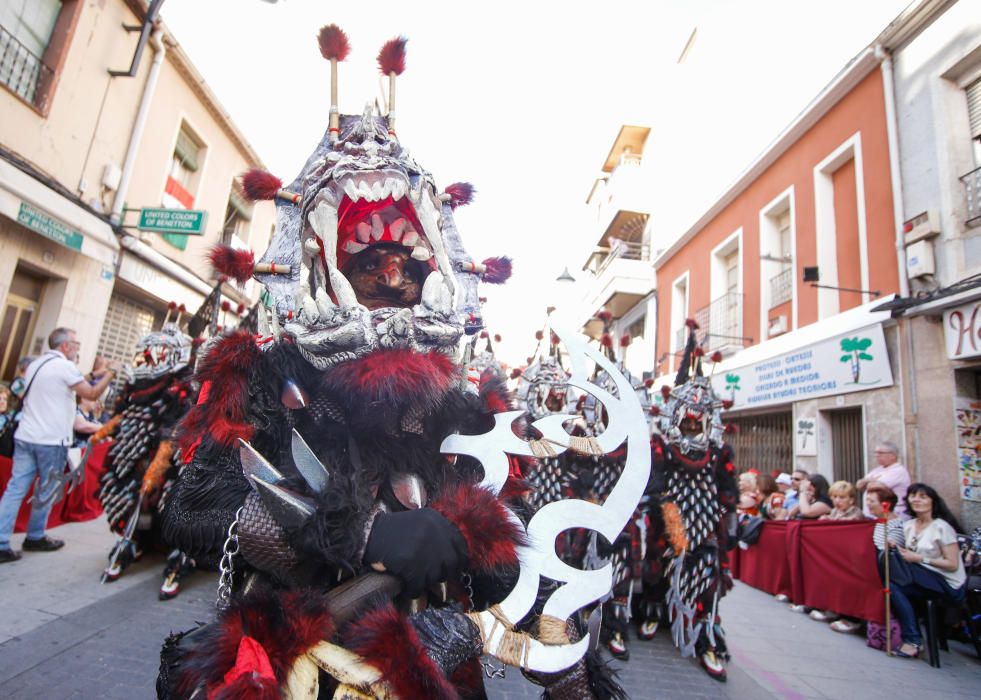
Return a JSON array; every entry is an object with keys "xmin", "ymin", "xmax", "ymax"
[{"xmin": 440, "ymin": 318, "xmax": 651, "ymax": 672}]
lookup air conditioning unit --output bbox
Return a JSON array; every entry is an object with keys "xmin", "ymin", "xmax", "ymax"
[
  {"xmin": 768, "ymin": 315, "xmax": 788, "ymax": 337},
  {"xmin": 906, "ymin": 239, "xmax": 936, "ymax": 279}
]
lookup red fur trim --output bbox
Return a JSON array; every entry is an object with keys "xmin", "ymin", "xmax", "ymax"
[
  {"xmin": 444, "ymin": 182, "xmax": 475, "ymax": 208},
  {"xmin": 211, "ymin": 673, "xmax": 278, "ymax": 700},
  {"xmin": 176, "ymin": 588, "xmax": 334, "ymax": 697},
  {"xmin": 480, "ymin": 256, "xmax": 511, "ymax": 284},
  {"xmin": 241, "ymin": 169, "xmax": 282, "ymax": 201},
  {"xmin": 318, "ymin": 24, "xmax": 350, "ymax": 61},
  {"xmin": 377, "ymin": 36, "xmax": 408, "ymax": 76},
  {"xmin": 209, "ymin": 245, "xmax": 255, "ymax": 285},
  {"xmin": 347, "ymin": 605, "xmax": 456, "ymax": 700},
  {"xmin": 431, "ymin": 482, "xmax": 525, "ymax": 573},
  {"xmin": 178, "ymin": 332, "xmax": 260, "ymax": 453},
  {"xmin": 649, "ymin": 405, "xmax": 661, "ymax": 416}
]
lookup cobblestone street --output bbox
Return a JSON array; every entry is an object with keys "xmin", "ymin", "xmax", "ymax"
[{"xmin": 1, "ymin": 519, "xmax": 979, "ymax": 698}]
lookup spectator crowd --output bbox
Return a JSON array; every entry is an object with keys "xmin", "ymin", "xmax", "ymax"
[{"xmin": 735, "ymin": 440, "xmax": 979, "ymax": 661}]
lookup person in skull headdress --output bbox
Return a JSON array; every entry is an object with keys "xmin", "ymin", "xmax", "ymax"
[
  {"xmin": 155, "ymin": 26, "xmax": 628, "ymax": 700},
  {"xmin": 645, "ymin": 319, "xmax": 739, "ymax": 681}
]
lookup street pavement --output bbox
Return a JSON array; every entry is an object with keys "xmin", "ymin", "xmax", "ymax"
[{"xmin": 1, "ymin": 517, "xmax": 979, "ymax": 698}]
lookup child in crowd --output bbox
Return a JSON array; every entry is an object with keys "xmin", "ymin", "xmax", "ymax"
[
  {"xmin": 738, "ymin": 471, "xmax": 760, "ymax": 516},
  {"xmin": 821, "ymin": 480, "xmax": 862, "ymax": 520},
  {"xmin": 758, "ymin": 473, "xmax": 785, "ymax": 519}
]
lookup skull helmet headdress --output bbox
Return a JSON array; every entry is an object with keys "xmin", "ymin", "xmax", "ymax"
[
  {"xmin": 656, "ymin": 320, "xmax": 724, "ymax": 459},
  {"xmin": 130, "ymin": 304, "xmax": 193, "ymax": 382}
]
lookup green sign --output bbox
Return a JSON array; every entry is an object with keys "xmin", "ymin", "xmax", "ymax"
[
  {"xmin": 17, "ymin": 201, "xmax": 84, "ymax": 251},
  {"xmin": 138, "ymin": 207, "xmax": 207, "ymax": 235}
]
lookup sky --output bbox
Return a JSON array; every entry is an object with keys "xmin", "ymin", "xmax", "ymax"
[{"xmin": 161, "ymin": 0, "xmax": 913, "ymax": 367}]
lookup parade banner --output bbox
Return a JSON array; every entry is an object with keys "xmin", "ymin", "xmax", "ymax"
[{"xmin": 712, "ymin": 324, "xmax": 893, "ymax": 410}]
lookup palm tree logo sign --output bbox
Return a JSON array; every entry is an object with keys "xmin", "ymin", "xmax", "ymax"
[{"xmin": 839, "ymin": 336, "xmax": 879, "ymax": 385}]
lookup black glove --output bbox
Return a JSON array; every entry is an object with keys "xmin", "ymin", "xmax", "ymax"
[{"xmin": 364, "ymin": 508, "xmax": 468, "ymax": 597}]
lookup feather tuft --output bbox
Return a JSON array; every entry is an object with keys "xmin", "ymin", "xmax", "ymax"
[
  {"xmin": 600, "ymin": 333, "xmax": 613, "ymax": 349},
  {"xmin": 221, "ymin": 300, "xmax": 232, "ymax": 312},
  {"xmin": 480, "ymin": 256, "xmax": 512, "ymax": 284},
  {"xmin": 377, "ymin": 36, "xmax": 408, "ymax": 76},
  {"xmin": 535, "ymin": 330, "xmax": 544, "ymax": 341},
  {"xmin": 208, "ymin": 245, "xmax": 255, "ymax": 285},
  {"xmin": 693, "ymin": 346, "xmax": 704, "ymax": 358},
  {"xmin": 597, "ymin": 310, "xmax": 613, "ymax": 324},
  {"xmin": 710, "ymin": 351, "xmax": 723, "ymax": 363},
  {"xmin": 494, "ymin": 334, "xmax": 501, "ymax": 343},
  {"xmin": 167, "ymin": 301, "xmax": 177, "ymax": 311},
  {"xmin": 431, "ymin": 482, "xmax": 525, "ymax": 573},
  {"xmin": 685, "ymin": 318, "xmax": 699, "ymax": 330},
  {"xmin": 644, "ymin": 378, "xmax": 654, "ymax": 388},
  {"xmin": 444, "ymin": 182, "xmax": 475, "ymax": 208},
  {"xmin": 241, "ymin": 169, "xmax": 283, "ymax": 201},
  {"xmin": 721, "ymin": 399, "xmax": 733, "ymax": 410},
  {"xmin": 620, "ymin": 334, "xmax": 632, "ymax": 348},
  {"xmin": 318, "ymin": 24, "xmax": 350, "ymax": 61}
]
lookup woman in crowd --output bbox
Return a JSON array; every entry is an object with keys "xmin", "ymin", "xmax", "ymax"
[
  {"xmin": 789, "ymin": 474, "xmax": 833, "ymax": 519},
  {"xmin": 738, "ymin": 471, "xmax": 761, "ymax": 516},
  {"xmin": 821, "ymin": 480, "xmax": 862, "ymax": 520},
  {"xmin": 758, "ymin": 473, "xmax": 785, "ymax": 519},
  {"xmin": 891, "ymin": 483, "xmax": 967, "ymax": 658}
]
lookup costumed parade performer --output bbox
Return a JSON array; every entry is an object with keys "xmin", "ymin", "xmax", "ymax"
[
  {"xmin": 156, "ymin": 25, "xmax": 652, "ymax": 700},
  {"xmin": 92, "ymin": 304, "xmax": 201, "ymax": 598},
  {"xmin": 646, "ymin": 319, "xmax": 739, "ymax": 681}
]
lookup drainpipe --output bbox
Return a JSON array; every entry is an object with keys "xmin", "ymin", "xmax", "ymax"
[
  {"xmin": 876, "ymin": 45, "xmax": 921, "ymax": 480},
  {"xmin": 110, "ymin": 28, "xmax": 166, "ymax": 225}
]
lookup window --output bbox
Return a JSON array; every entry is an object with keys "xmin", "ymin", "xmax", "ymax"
[
  {"xmin": 161, "ymin": 125, "xmax": 204, "ymax": 250},
  {"xmin": 221, "ymin": 180, "xmax": 253, "ymax": 248},
  {"xmin": 968, "ymin": 76, "xmax": 981, "ymax": 167},
  {"xmin": 626, "ymin": 315, "xmax": 645, "ymax": 341},
  {"xmin": 670, "ymin": 273, "xmax": 689, "ymax": 355},
  {"xmin": 0, "ymin": 0, "xmax": 60, "ymax": 105},
  {"xmin": 760, "ymin": 189, "xmax": 795, "ymax": 330}
]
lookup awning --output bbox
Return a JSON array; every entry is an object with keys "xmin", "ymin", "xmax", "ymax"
[{"xmin": 0, "ymin": 158, "xmax": 119, "ymax": 267}]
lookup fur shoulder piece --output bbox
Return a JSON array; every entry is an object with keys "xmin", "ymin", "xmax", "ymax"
[
  {"xmin": 479, "ymin": 370, "xmax": 514, "ymax": 415},
  {"xmin": 431, "ymin": 481, "xmax": 526, "ymax": 575},
  {"xmin": 177, "ymin": 330, "xmax": 261, "ymax": 458}
]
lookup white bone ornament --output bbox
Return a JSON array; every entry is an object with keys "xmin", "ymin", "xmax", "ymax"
[{"xmin": 439, "ymin": 319, "xmax": 651, "ymax": 672}]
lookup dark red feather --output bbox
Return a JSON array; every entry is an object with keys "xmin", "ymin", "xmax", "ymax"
[
  {"xmin": 377, "ymin": 36, "xmax": 407, "ymax": 76},
  {"xmin": 346, "ymin": 605, "xmax": 455, "ymax": 700},
  {"xmin": 431, "ymin": 482, "xmax": 526, "ymax": 573},
  {"xmin": 685, "ymin": 318, "xmax": 699, "ymax": 330},
  {"xmin": 711, "ymin": 351, "xmax": 723, "ymax": 363},
  {"xmin": 444, "ymin": 182, "xmax": 475, "ymax": 208},
  {"xmin": 620, "ymin": 334, "xmax": 632, "ymax": 348},
  {"xmin": 167, "ymin": 301, "xmax": 177, "ymax": 311},
  {"xmin": 208, "ymin": 245, "xmax": 255, "ymax": 285},
  {"xmin": 597, "ymin": 310, "xmax": 613, "ymax": 324},
  {"xmin": 221, "ymin": 300, "xmax": 232, "ymax": 312},
  {"xmin": 644, "ymin": 378, "xmax": 654, "ymax": 388},
  {"xmin": 649, "ymin": 405, "xmax": 661, "ymax": 416},
  {"xmin": 318, "ymin": 24, "xmax": 350, "ymax": 61},
  {"xmin": 241, "ymin": 169, "xmax": 283, "ymax": 201},
  {"xmin": 535, "ymin": 330, "xmax": 544, "ymax": 341},
  {"xmin": 693, "ymin": 346, "xmax": 704, "ymax": 358},
  {"xmin": 601, "ymin": 333, "xmax": 613, "ymax": 348},
  {"xmin": 722, "ymin": 399, "xmax": 734, "ymax": 410},
  {"xmin": 480, "ymin": 256, "xmax": 512, "ymax": 284},
  {"xmin": 494, "ymin": 334, "xmax": 501, "ymax": 342}
]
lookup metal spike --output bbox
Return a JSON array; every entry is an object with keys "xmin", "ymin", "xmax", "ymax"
[
  {"xmin": 238, "ymin": 439, "xmax": 286, "ymax": 484},
  {"xmin": 290, "ymin": 429, "xmax": 330, "ymax": 494},
  {"xmin": 249, "ymin": 477, "xmax": 317, "ymax": 529}
]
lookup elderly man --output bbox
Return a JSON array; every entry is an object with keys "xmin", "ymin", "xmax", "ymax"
[
  {"xmin": 0, "ymin": 328, "xmax": 118, "ymax": 563},
  {"xmin": 858, "ymin": 440, "xmax": 911, "ymax": 518}
]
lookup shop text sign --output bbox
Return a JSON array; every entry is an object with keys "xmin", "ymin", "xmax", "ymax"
[
  {"xmin": 712, "ymin": 324, "xmax": 893, "ymax": 410},
  {"xmin": 17, "ymin": 201, "xmax": 84, "ymax": 251},
  {"xmin": 138, "ymin": 207, "xmax": 207, "ymax": 235},
  {"xmin": 943, "ymin": 300, "xmax": 981, "ymax": 360}
]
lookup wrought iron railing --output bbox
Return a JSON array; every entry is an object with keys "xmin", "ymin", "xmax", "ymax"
[
  {"xmin": 694, "ymin": 291, "xmax": 744, "ymax": 352},
  {"xmin": 0, "ymin": 23, "xmax": 53, "ymax": 108},
  {"xmin": 769, "ymin": 267, "xmax": 793, "ymax": 307},
  {"xmin": 962, "ymin": 165, "xmax": 981, "ymax": 228}
]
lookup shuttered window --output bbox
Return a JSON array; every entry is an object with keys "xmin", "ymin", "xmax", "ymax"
[
  {"xmin": 725, "ymin": 411, "xmax": 793, "ymax": 475},
  {"xmin": 96, "ymin": 294, "xmax": 159, "ymax": 395},
  {"xmin": 968, "ymin": 77, "xmax": 981, "ymax": 166},
  {"xmin": 830, "ymin": 407, "xmax": 865, "ymax": 485}
]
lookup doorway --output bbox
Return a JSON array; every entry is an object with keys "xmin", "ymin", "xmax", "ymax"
[
  {"xmin": 0, "ymin": 266, "xmax": 44, "ymax": 382},
  {"xmin": 830, "ymin": 407, "xmax": 865, "ymax": 484}
]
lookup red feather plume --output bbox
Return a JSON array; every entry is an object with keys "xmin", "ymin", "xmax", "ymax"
[
  {"xmin": 597, "ymin": 310, "xmax": 614, "ymax": 323},
  {"xmin": 494, "ymin": 334, "xmax": 502, "ymax": 343},
  {"xmin": 649, "ymin": 405, "xmax": 661, "ymax": 416},
  {"xmin": 479, "ymin": 330, "xmax": 489, "ymax": 338},
  {"xmin": 480, "ymin": 257, "xmax": 512, "ymax": 284},
  {"xmin": 620, "ymin": 334, "xmax": 632, "ymax": 348},
  {"xmin": 377, "ymin": 36, "xmax": 408, "ymax": 76},
  {"xmin": 644, "ymin": 378, "xmax": 655, "ymax": 388},
  {"xmin": 711, "ymin": 351, "xmax": 723, "ymax": 363},
  {"xmin": 177, "ymin": 304, "xmax": 187, "ymax": 313},
  {"xmin": 318, "ymin": 24, "xmax": 350, "ymax": 61},
  {"xmin": 236, "ymin": 303, "xmax": 246, "ymax": 315},
  {"xmin": 241, "ymin": 169, "xmax": 283, "ymax": 201},
  {"xmin": 722, "ymin": 399, "xmax": 734, "ymax": 410},
  {"xmin": 685, "ymin": 318, "xmax": 699, "ymax": 330},
  {"xmin": 693, "ymin": 346, "xmax": 705, "ymax": 358},
  {"xmin": 221, "ymin": 300, "xmax": 232, "ymax": 312},
  {"xmin": 444, "ymin": 182, "xmax": 475, "ymax": 208},
  {"xmin": 600, "ymin": 333, "xmax": 613, "ymax": 348},
  {"xmin": 167, "ymin": 301, "xmax": 177, "ymax": 311},
  {"xmin": 208, "ymin": 245, "xmax": 255, "ymax": 285},
  {"xmin": 535, "ymin": 330, "xmax": 544, "ymax": 341}
]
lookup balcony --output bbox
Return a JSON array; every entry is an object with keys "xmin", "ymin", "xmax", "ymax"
[
  {"xmin": 769, "ymin": 267, "xmax": 793, "ymax": 308},
  {"xmin": 0, "ymin": 24, "xmax": 53, "ymax": 109},
  {"xmin": 694, "ymin": 291, "xmax": 745, "ymax": 353},
  {"xmin": 580, "ymin": 240, "xmax": 654, "ymax": 320},
  {"xmin": 962, "ymin": 165, "xmax": 981, "ymax": 228}
]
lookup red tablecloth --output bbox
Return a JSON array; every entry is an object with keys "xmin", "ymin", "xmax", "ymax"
[
  {"xmin": 732, "ymin": 519, "xmax": 885, "ymax": 623},
  {"xmin": 0, "ymin": 440, "xmax": 111, "ymax": 532}
]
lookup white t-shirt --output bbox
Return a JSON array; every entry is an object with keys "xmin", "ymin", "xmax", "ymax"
[
  {"xmin": 14, "ymin": 350, "xmax": 85, "ymax": 446},
  {"xmin": 903, "ymin": 518, "xmax": 966, "ymax": 590}
]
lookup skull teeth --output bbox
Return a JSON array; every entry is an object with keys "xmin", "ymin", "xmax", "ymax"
[
  {"xmin": 370, "ymin": 214, "xmax": 385, "ymax": 240},
  {"xmin": 389, "ymin": 218, "xmax": 407, "ymax": 241},
  {"xmin": 355, "ymin": 222, "xmax": 372, "ymax": 243},
  {"xmin": 412, "ymin": 246, "xmax": 432, "ymax": 261}
]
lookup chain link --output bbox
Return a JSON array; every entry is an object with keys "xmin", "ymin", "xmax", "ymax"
[
  {"xmin": 462, "ymin": 571, "xmax": 507, "ymax": 679},
  {"xmin": 215, "ymin": 507, "xmax": 243, "ymax": 610}
]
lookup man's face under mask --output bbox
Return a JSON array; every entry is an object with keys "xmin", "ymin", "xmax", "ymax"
[{"xmin": 343, "ymin": 244, "xmax": 424, "ymax": 310}]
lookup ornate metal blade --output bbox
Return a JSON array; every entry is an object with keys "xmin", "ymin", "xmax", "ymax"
[
  {"xmin": 238, "ymin": 439, "xmax": 286, "ymax": 484},
  {"xmin": 290, "ymin": 429, "xmax": 330, "ymax": 494},
  {"xmin": 249, "ymin": 476, "xmax": 317, "ymax": 529}
]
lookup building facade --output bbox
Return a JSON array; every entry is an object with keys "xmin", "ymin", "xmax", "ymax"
[
  {"xmin": 652, "ymin": 49, "xmax": 904, "ymax": 490},
  {"xmin": 0, "ymin": 0, "xmax": 274, "ymax": 380}
]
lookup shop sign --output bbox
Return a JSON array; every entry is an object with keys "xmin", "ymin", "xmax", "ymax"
[
  {"xmin": 711, "ymin": 324, "xmax": 893, "ymax": 410},
  {"xmin": 138, "ymin": 207, "xmax": 207, "ymax": 235},
  {"xmin": 943, "ymin": 300, "xmax": 981, "ymax": 360},
  {"xmin": 17, "ymin": 201, "xmax": 84, "ymax": 251}
]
